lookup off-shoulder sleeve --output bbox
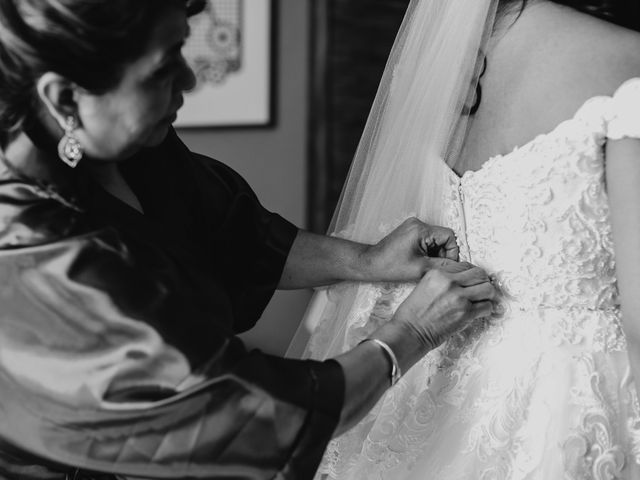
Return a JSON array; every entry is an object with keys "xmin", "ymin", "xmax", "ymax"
[
  {"xmin": 0, "ymin": 226, "xmax": 343, "ymax": 479},
  {"xmin": 607, "ymin": 78, "xmax": 640, "ymax": 140}
]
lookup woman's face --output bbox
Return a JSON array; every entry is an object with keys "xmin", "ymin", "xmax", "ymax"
[{"xmin": 75, "ymin": 4, "xmax": 195, "ymax": 161}]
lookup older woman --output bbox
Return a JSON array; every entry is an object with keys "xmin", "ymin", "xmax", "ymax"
[{"xmin": 0, "ymin": 0, "xmax": 495, "ymax": 478}]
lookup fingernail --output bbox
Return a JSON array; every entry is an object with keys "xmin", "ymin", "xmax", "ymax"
[{"xmin": 492, "ymin": 302, "xmax": 505, "ymax": 317}]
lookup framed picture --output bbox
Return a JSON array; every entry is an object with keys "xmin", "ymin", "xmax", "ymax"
[{"xmin": 176, "ymin": 0, "xmax": 274, "ymax": 127}]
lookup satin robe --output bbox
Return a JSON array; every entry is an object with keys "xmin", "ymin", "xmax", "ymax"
[{"xmin": 0, "ymin": 129, "xmax": 344, "ymax": 479}]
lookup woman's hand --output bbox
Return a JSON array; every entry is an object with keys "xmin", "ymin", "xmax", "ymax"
[
  {"xmin": 334, "ymin": 262, "xmax": 495, "ymax": 435},
  {"xmin": 360, "ymin": 217, "xmax": 460, "ymax": 282},
  {"xmin": 392, "ymin": 264, "xmax": 494, "ymax": 351},
  {"xmin": 370, "ymin": 263, "xmax": 495, "ymax": 377}
]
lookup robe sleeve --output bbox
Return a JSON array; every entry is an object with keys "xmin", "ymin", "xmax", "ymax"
[
  {"xmin": 0, "ymin": 225, "xmax": 344, "ymax": 479},
  {"xmin": 186, "ymin": 150, "xmax": 300, "ymax": 331}
]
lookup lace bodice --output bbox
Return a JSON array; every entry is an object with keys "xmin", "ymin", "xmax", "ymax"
[
  {"xmin": 448, "ymin": 80, "xmax": 640, "ymax": 310},
  {"xmin": 439, "ymin": 79, "xmax": 640, "ymax": 355},
  {"xmin": 310, "ymin": 78, "xmax": 640, "ymax": 479}
]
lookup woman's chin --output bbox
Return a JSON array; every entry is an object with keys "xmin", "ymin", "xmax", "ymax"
[{"xmin": 145, "ymin": 123, "xmax": 173, "ymax": 146}]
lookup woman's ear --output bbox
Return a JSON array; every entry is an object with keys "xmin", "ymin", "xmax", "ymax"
[{"xmin": 35, "ymin": 72, "xmax": 79, "ymax": 130}]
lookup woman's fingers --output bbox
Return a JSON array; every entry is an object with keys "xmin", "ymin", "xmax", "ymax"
[
  {"xmin": 470, "ymin": 300, "xmax": 494, "ymax": 318},
  {"xmin": 432, "ymin": 229, "xmax": 460, "ymax": 261},
  {"xmin": 420, "ymin": 225, "xmax": 460, "ymax": 261},
  {"xmin": 453, "ymin": 266, "xmax": 490, "ymax": 287},
  {"xmin": 425, "ymin": 258, "xmax": 474, "ymax": 273},
  {"xmin": 461, "ymin": 282, "xmax": 497, "ymax": 302}
]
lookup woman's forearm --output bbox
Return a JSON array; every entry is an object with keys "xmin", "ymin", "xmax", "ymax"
[
  {"xmin": 279, "ymin": 220, "xmax": 460, "ymax": 289},
  {"xmin": 333, "ymin": 320, "xmax": 426, "ymax": 436},
  {"xmin": 279, "ymin": 230, "xmax": 371, "ymax": 289}
]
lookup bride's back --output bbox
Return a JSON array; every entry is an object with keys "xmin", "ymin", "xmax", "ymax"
[{"xmin": 453, "ymin": 0, "xmax": 640, "ymax": 175}]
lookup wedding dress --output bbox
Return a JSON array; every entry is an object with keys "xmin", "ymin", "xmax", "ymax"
[{"xmin": 308, "ymin": 78, "xmax": 640, "ymax": 479}]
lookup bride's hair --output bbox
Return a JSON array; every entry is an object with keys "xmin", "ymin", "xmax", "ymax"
[{"xmin": 499, "ymin": 0, "xmax": 634, "ymax": 27}]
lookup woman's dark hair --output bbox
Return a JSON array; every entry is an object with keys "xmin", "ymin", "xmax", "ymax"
[
  {"xmin": 498, "ymin": 0, "xmax": 640, "ymax": 29},
  {"xmin": 0, "ymin": 0, "xmax": 205, "ymax": 137}
]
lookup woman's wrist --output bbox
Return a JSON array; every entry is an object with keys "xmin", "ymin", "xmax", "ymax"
[
  {"xmin": 370, "ymin": 316, "xmax": 430, "ymax": 378},
  {"xmin": 358, "ymin": 338, "xmax": 402, "ymax": 386},
  {"xmin": 349, "ymin": 242, "xmax": 377, "ymax": 282}
]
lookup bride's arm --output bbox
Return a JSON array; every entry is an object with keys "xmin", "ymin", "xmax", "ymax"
[{"xmin": 606, "ymin": 137, "xmax": 640, "ymax": 394}]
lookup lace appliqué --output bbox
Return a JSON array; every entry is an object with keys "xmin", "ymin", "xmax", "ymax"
[
  {"xmin": 563, "ymin": 412, "xmax": 626, "ymax": 479},
  {"xmin": 562, "ymin": 355, "xmax": 640, "ymax": 479}
]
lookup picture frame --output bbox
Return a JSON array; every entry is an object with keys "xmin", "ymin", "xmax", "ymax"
[{"xmin": 176, "ymin": 0, "xmax": 275, "ymax": 128}]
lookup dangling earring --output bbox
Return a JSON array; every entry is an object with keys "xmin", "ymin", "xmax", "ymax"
[{"xmin": 57, "ymin": 115, "xmax": 83, "ymax": 168}]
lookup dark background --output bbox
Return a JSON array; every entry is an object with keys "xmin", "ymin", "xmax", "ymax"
[{"xmin": 307, "ymin": 0, "xmax": 410, "ymax": 232}]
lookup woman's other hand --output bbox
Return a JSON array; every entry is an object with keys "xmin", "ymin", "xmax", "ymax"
[
  {"xmin": 371, "ymin": 262, "xmax": 495, "ymax": 375},
  {"xmin": 334, "ymin": 262, "xmax": 495, "ymax": 435},
  {"xmin": 392, "ymin": 264, "xmax": 494, "ymax": 351},
  {"xmin": 360, "ymin": 217, "xmax": 460, "ymax": 281}
]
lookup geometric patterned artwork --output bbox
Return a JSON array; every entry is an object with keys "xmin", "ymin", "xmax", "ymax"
[
  {"xmin": 176, "ymin": 0, "xmax": 272, "ymax": 127},
  {"xmin": 184, "ymin": 0, "xmax": 243, "ymax": 87}
]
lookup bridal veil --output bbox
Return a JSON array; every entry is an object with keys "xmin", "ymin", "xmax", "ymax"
[{"xmin": 288, "ymin": 0, "xmax": 499, "ymax": 358}]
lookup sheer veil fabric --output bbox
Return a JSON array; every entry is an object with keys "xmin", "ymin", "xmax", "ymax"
[{"xmin": 287, "ymin": 0, "xmax": 498, "ymax": 359}]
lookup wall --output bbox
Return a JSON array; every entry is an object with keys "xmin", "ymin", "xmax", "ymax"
[{"xmin": 177, "ymin": 0, "xmax": 312, "ymax": 356}]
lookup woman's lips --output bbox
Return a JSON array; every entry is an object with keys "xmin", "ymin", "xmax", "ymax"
[{"xmin": 164, "ymin": 99, "xmax": 183, "ymax": 123}]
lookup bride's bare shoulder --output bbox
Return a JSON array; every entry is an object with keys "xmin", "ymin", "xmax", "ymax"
[
  {"xmin": 500, "ymin": 1, "xmax": 640, "ymax": 134},
  {"xmin": 531, "ymin": 2, "xmax": 640, "ymax": 95}
]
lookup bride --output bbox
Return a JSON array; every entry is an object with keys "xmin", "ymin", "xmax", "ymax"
[{"xmin": 291, "ymin": 0, "xmax": 640, "ymax": 478}]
